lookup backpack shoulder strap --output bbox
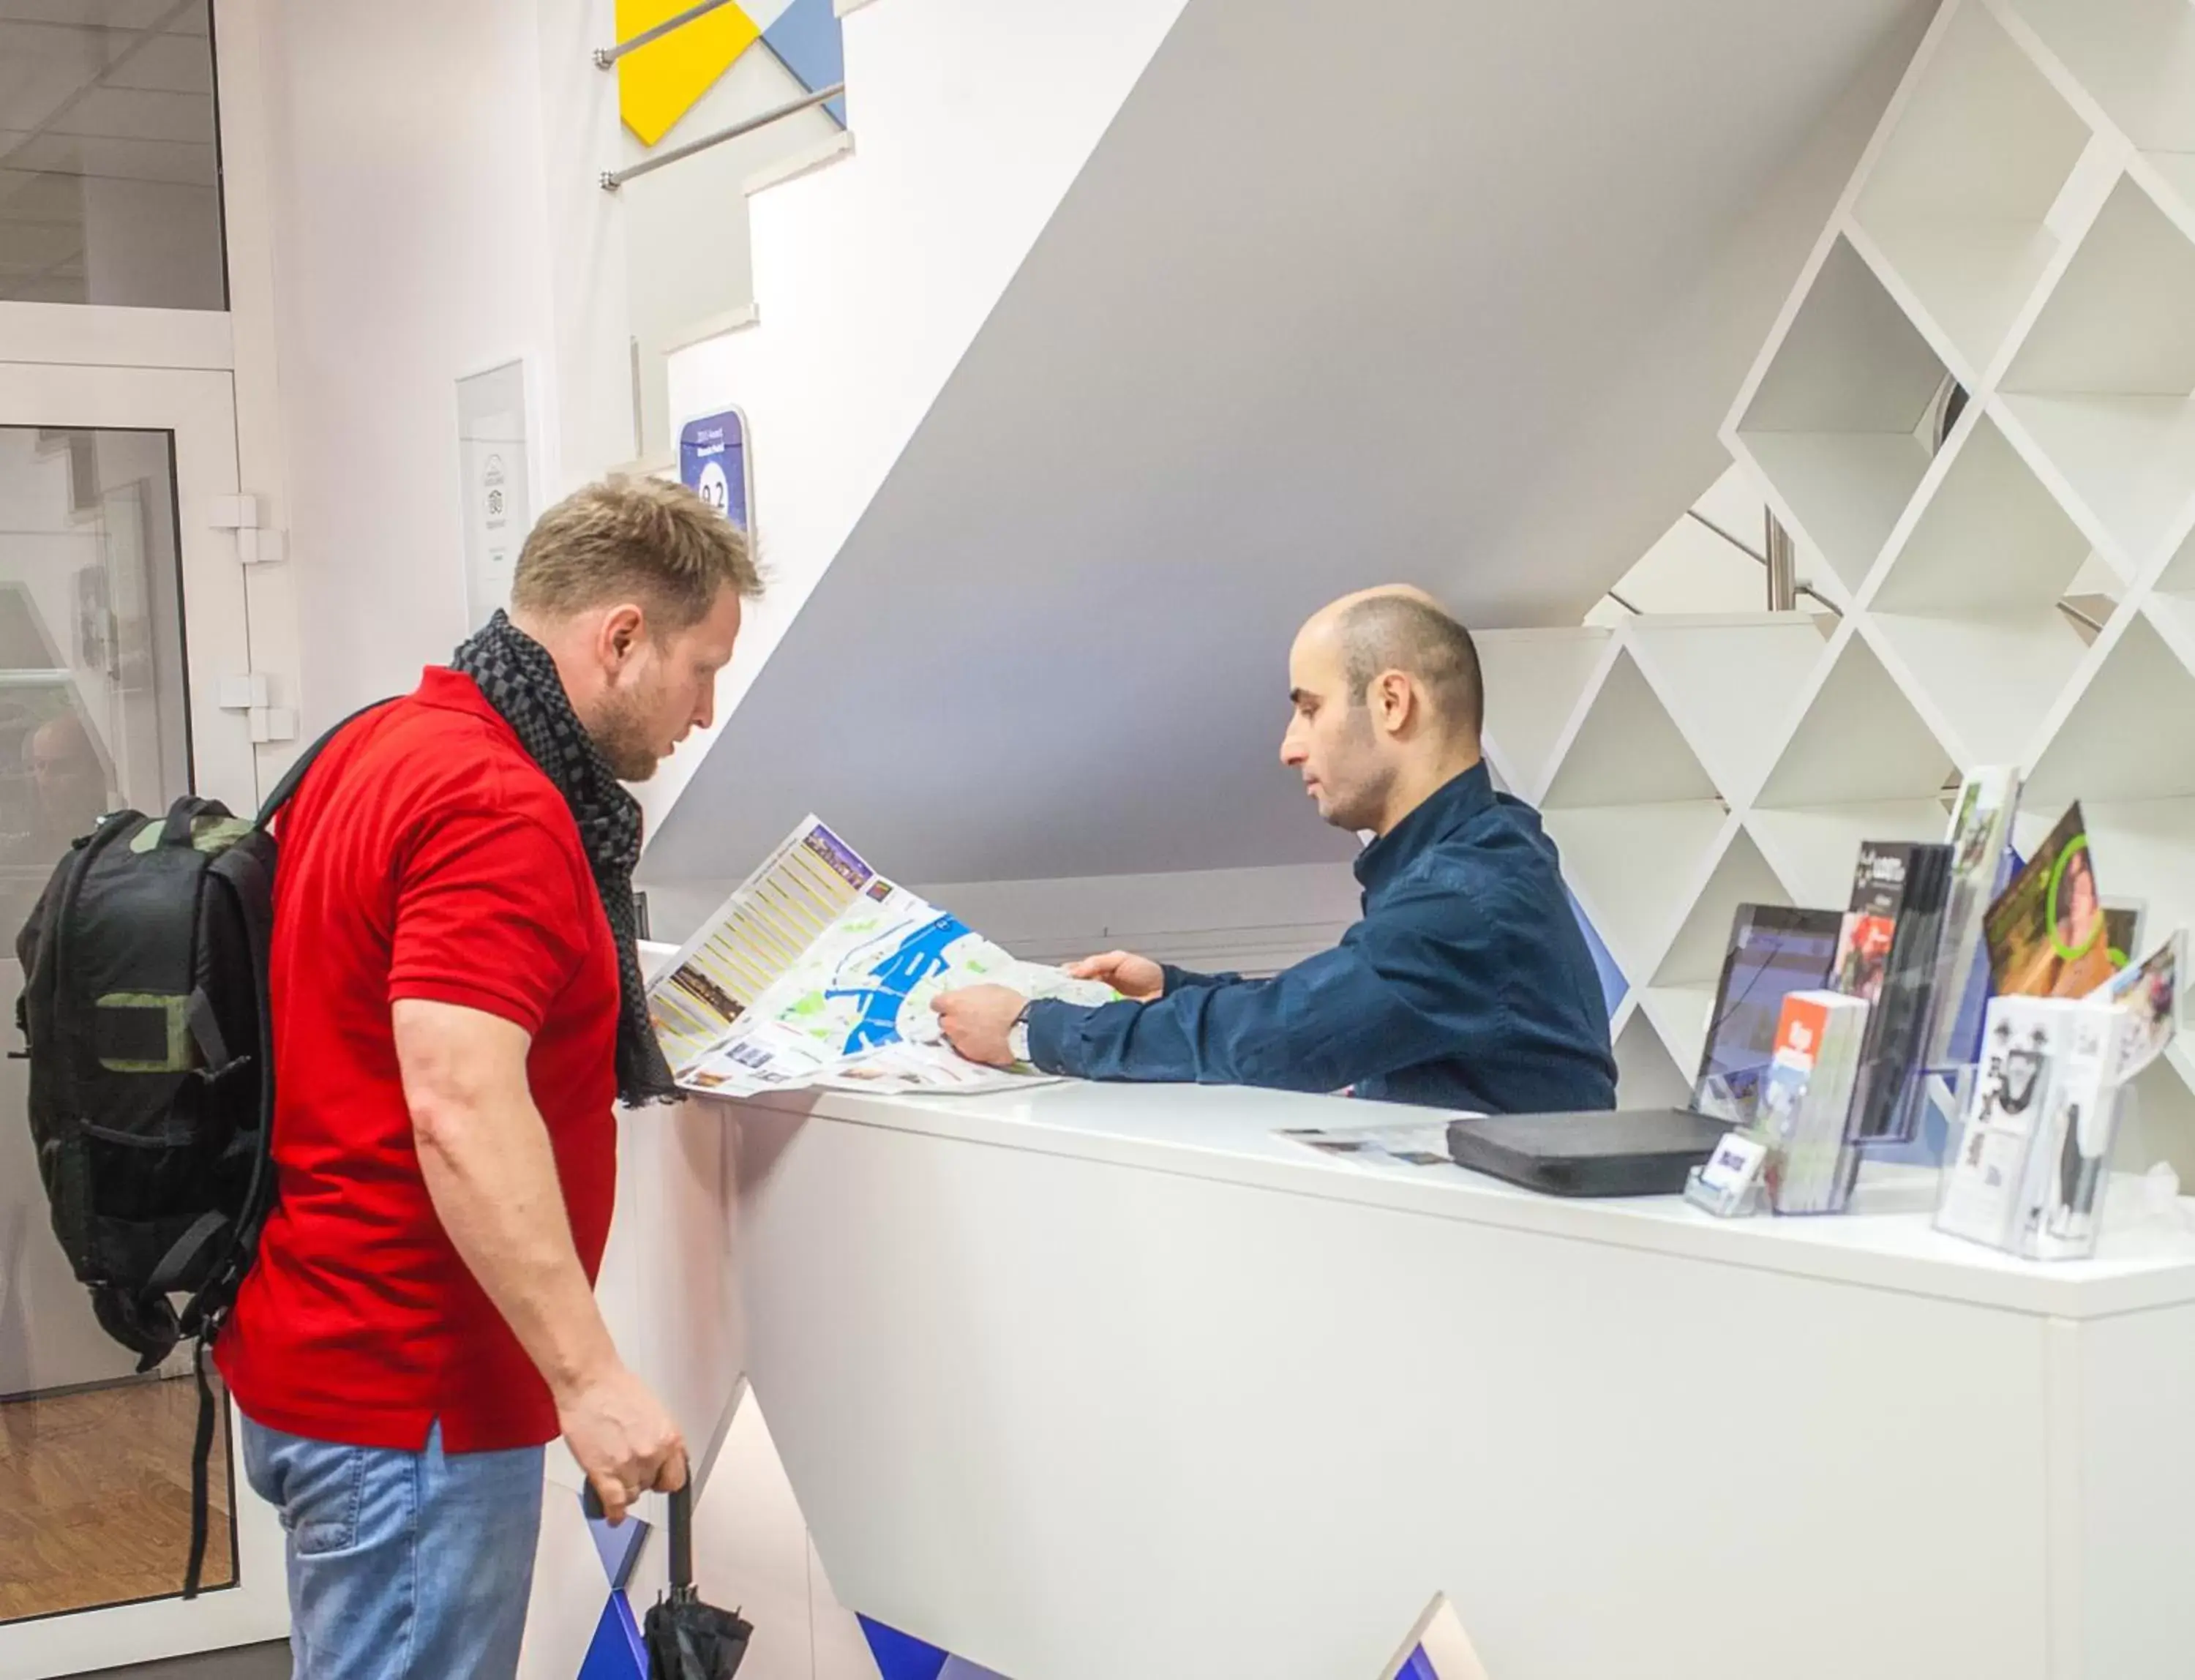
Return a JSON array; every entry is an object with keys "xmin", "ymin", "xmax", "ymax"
[{"xmin": 255, "ymin": 697, "xmax": 400, "ymax": 828}]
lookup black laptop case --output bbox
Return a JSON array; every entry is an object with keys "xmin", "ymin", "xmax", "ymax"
[{"xmin": 1445, "ymin": 1107, "xmax": 1728, "ymax": 1198}]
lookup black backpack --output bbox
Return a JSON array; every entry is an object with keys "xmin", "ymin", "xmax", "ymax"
[{"xmin": 12, "ymin": 710, "xmax": 370, "ymax": 1597}]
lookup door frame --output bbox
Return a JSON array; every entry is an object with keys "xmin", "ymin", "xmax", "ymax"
[{"xmin": 0, "ymin": 348, "xmax": 289, "ymax": 1675}]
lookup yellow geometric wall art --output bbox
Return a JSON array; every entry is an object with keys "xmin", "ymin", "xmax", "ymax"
[{"xmin": 615, "ymin": 0, "xmax": 762, "ymax": 148}]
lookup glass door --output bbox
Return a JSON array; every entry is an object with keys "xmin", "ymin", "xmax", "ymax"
[{"xmin": 0, "ymin": 361, "xmax": 283, "ymax": 1677}]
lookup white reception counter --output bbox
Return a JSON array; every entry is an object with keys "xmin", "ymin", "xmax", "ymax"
[{"xmin": 575, "ymin": 1079, "xmax": 2195, "ymax": 1680}]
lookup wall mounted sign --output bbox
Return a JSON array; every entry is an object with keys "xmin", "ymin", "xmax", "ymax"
[
  {"xmin": 678, "ymin": 408, "xmax": 752, "ymax": 536},
  {"xmin": 456, "ymin": 359, "xmax": 534, "ymax": 626}
]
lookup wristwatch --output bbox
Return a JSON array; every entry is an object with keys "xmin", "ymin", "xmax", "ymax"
[{"xmin": 1007, "ymin": 1002, "xmax": 1036, "ymax": 1065}]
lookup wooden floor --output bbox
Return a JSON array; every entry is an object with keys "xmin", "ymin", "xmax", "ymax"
[{"xmin": 0, "ymin": 1374, "xmax": 237, "ymax": 1623}]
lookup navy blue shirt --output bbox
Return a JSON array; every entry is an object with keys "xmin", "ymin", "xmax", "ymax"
[{"xmin": 1026, "ymin": 762, "xmax": 1617, "ymax": 1114}]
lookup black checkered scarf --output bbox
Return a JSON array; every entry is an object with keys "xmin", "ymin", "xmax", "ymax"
[{"xmin": 450, "ymin": 611, "xmax": 678, "ymax": 1106}]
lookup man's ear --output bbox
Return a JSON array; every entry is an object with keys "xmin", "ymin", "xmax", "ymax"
[
  {"xmin": 1373, "ymin": 669, "xmax": 1415, "ymax": 735},
  {"xmin": 600, "ymin": 604, "xmax": 647, "ymax": 670}
]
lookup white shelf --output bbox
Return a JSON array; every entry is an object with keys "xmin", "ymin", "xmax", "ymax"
[
  {"xmin": 1635, "ymin": 985, "xmax": 1715, "ymax": 1090},
  {"xmin": 1865, "ymin": 410, "xmax": 2105, "ymax": 765},
  {"xmin": 2006, "ymin": 0, "xmax": 2195, "ymax": 155},
  {"xmin": 2000, "ymin": 172, "xmax": 2195, "ymax": 571},
  {"xmin": 1541, "ymin": 803, "xmax": 1728, "ymax": 985},
  {"xmin": 1746, "ymin": 800, "xmax": 1953, "ymax": 911},
  {"xmin": 1539, "ymin": 645, "xmax": 1718, "ymax": 809},
  {"xmin": 1612, "ymin": 1002, "xmax": 1696, "ymax": 1110},
  {"xmin": 1872, "ymin": 613, "xmax": 2095, "ymax": 770},
  {"xmin": 2144, "ymin": 149, "xmax": 2195, "ymax": 233},
  {"xmin": 1872, "ymin": 409, "xmax": 2113, "ymax": 608},
  {"xmin": 1618, "ymin": 615, "xmax": 1829, "ymax": 809},
  {"xmin": 2124, "ymin": 1036, "xmax": 2195, "ymax": 1181},
  {"xmin": 1651, "ymin": 825, "xmax": 1790, "ymax": 989},
  {"xmin": 1754, "ymin": 626, "xmax": 1957, "ymax": 809},
  {"xmin": 2150, "ymin": 521, "xmax": 2195, "ymax": 642},
  {"xmin": 1853, "ymin": 0, "xmax": 2094, "ymax": 378},
  {"xmin": 1474, "ymin": 627, "xmax": 1609, "ymax": 803},
  {"xmin": 1730, "ymin": 239, "xmax": 1949, "ymax": 595},
  {"xmin": 2026, "ymin": 606, "xmax": 2195, "ymax": 803}
]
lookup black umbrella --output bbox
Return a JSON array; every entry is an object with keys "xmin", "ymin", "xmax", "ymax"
[
  {"xmin": 585, "ymin": 1480, "xmax": 752, "ymax": 1679},
  {"xmin": 646, "ymin": 1482, "xmax": 752, "ymax": 1679}
]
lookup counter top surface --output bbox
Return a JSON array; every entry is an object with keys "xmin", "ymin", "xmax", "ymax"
[{"xmin": 731, "ymin": 1077, "xmax": 2195, "ymax": 1319}]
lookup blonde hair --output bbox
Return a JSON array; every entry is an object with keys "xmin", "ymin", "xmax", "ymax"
[{"xmin": 511, "ymin": 476, "xmax": 762, "ymax": 633}]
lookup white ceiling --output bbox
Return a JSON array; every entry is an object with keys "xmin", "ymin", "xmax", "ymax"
[
  {"xmin": 0, "ymin": 0, "xmax": 216, "ymax": 300},
  {"xmin": 645, "ymin": 0, "xmax": 1935, "ymax": 890}
]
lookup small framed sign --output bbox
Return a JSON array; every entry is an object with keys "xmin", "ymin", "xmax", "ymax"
[
  {"xmin": 455, "ymin": 358, "xmax": 538, "ymax": 625},
  {"xmin": 678, "ymin": 408, "xmax": 752, "ymax": 536}
]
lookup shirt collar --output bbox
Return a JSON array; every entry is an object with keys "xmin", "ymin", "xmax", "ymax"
[
  {"xmin": 415, "ymin": 665, "xmax": 498, "ymax": 719},
  {"xmin": 1354, "ymin": 761, "xmax": 1496, "ymax": 893}
]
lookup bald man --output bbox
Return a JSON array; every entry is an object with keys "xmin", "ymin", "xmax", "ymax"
[{"xmin": 933, "ymin": 588, "xmax": 1616, "ymax": 1115}]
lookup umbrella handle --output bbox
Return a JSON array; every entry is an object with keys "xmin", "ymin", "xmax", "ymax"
[
  {"xmin": 578, "ymin": 1478, "xmax": 694, "ymax": 1592},
  {"xmin": 668, "ymin": 1480, "xmax": 693, "ymax": 1591}
]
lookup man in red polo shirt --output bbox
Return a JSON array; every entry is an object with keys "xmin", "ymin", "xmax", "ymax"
[{"xmin": 218, "ymin": 477, "xmax": 760, "ymax": 1679}]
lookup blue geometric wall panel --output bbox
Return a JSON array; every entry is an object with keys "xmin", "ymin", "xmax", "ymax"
[
  {"xmin": 578, "ymin": 1592, "xmax": 648, "ymax": 1680},
  {"xmin": 936, "ymin": 1657, "xmax": 1013, "ymax": 1680},
  {"xmin": 762, "ymin": 0, "xmax": 847, "ymax": 123},
  {"xmin": 1566, "ymin": 882, "xmax": 1626, "ymax": 1019},
  {"xmin": 860, "ymin": 1617, "xmax": 951, "ymax": 1680},
  {"xmin": 1397, "ymin": 1646, "xmax": 1442, "ymax": 1680},
  {"xmin": 851, "ymin": 1618, "xmax": 1051, "ymax": 1680},
  {"xmin": 586, "ymin": 1504, "xmax": 652, "ymax": 1592}
]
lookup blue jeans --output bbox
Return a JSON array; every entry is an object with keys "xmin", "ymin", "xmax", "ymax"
[{"xmin": 239, "ymin": 1415, "xmax": 545, "ymax": 1680}]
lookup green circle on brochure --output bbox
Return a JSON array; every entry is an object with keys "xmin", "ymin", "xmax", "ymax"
[{"xmin": 2046, "ymin": 833, "xmax": 2101, "ymax": 963}]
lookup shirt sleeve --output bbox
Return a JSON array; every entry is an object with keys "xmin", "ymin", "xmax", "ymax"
[
  {"xmin": 1159, "ymin": 964, "xmax": 1242, "ymax": 992},
  {"xmin": 1027, "ymin": 874, "xmax": 1499, "ymax": 1093},
  {"xmin": 388, "ymin": 809, "xmax": 593, "ymax": 1035}
]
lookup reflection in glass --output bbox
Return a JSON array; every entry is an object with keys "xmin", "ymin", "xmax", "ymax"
[
  {"xmin": 0, "ymin": 424, "xmax": 232, "ymax": 1621},
  {"xmin": 0, "ymin": 1, "xmax": 225, "ymax": 310}
]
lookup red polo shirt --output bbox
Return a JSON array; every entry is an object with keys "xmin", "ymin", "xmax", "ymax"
[{"xmin": 217, "ymin": 668, "xmax": 621, "ymax": 1452}]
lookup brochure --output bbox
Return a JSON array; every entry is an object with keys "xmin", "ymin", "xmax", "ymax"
[
  {"xmin": 1752, "ymin": 989, "xmax": 1869, "ymax": 1214},
  {"xmin": 1985, "ymin": 803, "xmax": 2119, "ymax": 1000},
  {"xmin": 1835, "ymin": 840, "xmax": 1950, "ymax": 1142},
  {"xmin": 2090, "ymin": 929, "xmax": 2184, "ymax": 1084},
  {"xmin": 1937, "ymin": 996, "xmax": 2065, "ymax": 1250},
  {"xmin": 1936, "ymin": 994, "xmax": 2131, "ymax": 1259},
  {"xmin": 1276, "ymin": 1121, "xmax": 1462, "ymax": 1171},
  {"xmin": 1924, "ymin": 767, "xmax": 2019, "ymax": 1066},
  {"xmin": 2026, "ymin": 1000, "xmax": 2130, "ymax": 1260},
  {"xmin": 647, "ymin": 816, "xmax": 1117, "ymax": 1097}
]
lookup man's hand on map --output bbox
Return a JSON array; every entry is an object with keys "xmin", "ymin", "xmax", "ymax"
[
  {"xmin": 931, "ymin": 985, "xmax": 1027, "ymax": 1068},
  {"xmin": 1063, "ymin": 950, "xmax": 1165, "ymax": 1002}
]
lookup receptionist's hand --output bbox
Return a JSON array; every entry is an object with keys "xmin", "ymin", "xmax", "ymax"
[
  {"xmin": 931, "ymin": 985, "xmax": 1027, "ymax": 1068},
  {"xmin": 1064, "ymin": 950, "xmax": 1164, "ymax": 1002}
]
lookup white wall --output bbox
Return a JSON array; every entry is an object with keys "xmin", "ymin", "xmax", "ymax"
[
  {"xmin": 252, "ymin": 0, "xmax": 563, "ymax": 727},
  {"xmin": 246, "ymin": 0, "xmax": 667, "ymax": 732}
]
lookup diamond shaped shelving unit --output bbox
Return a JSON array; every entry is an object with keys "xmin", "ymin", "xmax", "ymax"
[{"xmin": 1552, "ymin": 0, "xmax": 2195, "ymax": 1164}]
